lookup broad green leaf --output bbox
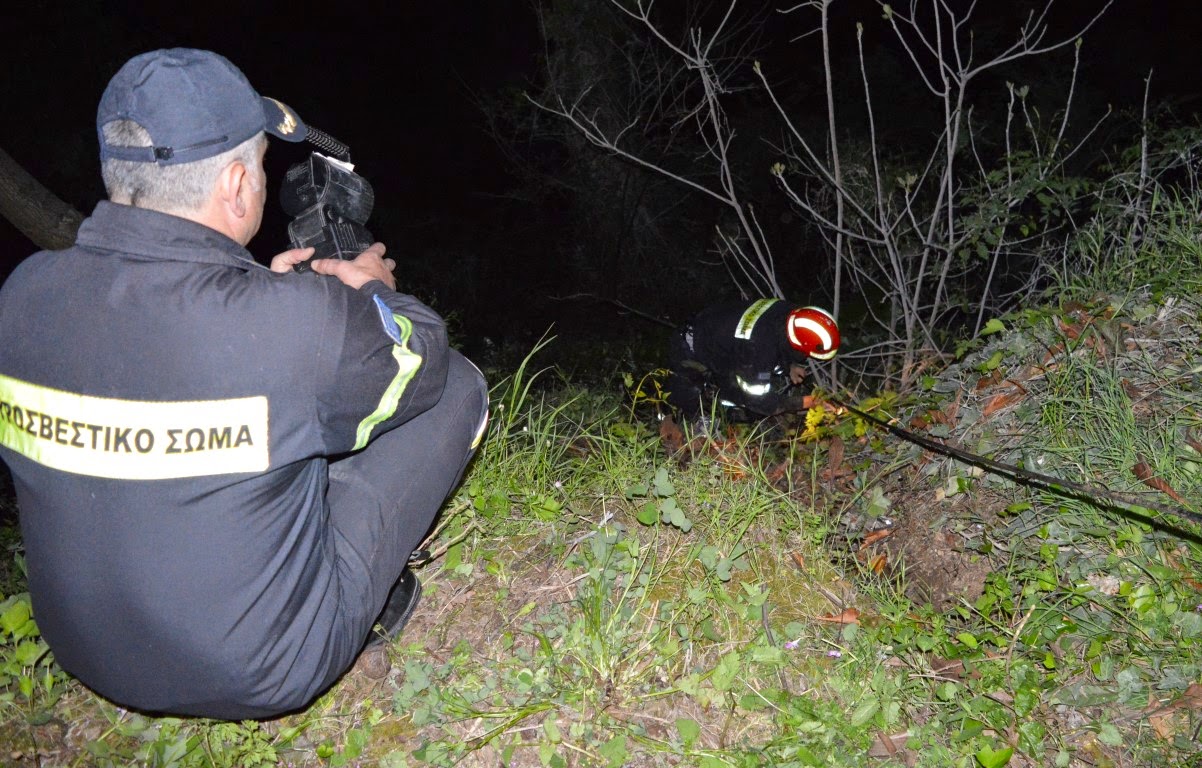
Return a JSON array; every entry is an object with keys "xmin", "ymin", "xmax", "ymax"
[
  {"xmin": 850, "ymin": 698, "xmax": 880, "ymax": 727},
  {"xmin": 980, "ymin": 318, "xmax": 1006, "ymax": 336},
  {"xmin": 975, "ymin": 744, "xmax": 1013, "ymax": 768},
  {"xmin": 598, "ymin": 735, "xmax": 628, "ymax": 768},
  {"xmin": 0, "ymin": 600, "xmax": 31, "ymax": 636},
  {"xmin": 676, "ymin": 718, "xmax": 700, "ymax": 747},
  {"xmin": 976, "ymin": 349, "xmax": 1005, "ymax": 372},
  {"xmin": 1096, "ymin": 722, "xmax": 1123, "ymax": 746},
  {"xmin": 14, "ymin": 640, "xmax": 43, "ymax": 666},
  {"xmin": 653, "ymin": 467, "xmax": 675, "ymax": 497},
  {"xmin": 637, "ymin": 501, "xmax": 659, "ymax": 526},
  {"xmin": 711, "ymin": 651, "xmax": 740, "ymax": 692}
]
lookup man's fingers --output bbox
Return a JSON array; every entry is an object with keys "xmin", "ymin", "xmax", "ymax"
[
  {"xmin": 359, "ymin": 242, "xmax": 387, "ymax": 259},
  {"xmin": 308, "ymin": 255, "xmax": 395, "ymax": 291},
  {"xmin": 269, "ymin": 246, "xmax": 316, "ymax": 273},
  {"xmin": 307, "ymin": 258, "xmax": 343, "ymax": 276}
]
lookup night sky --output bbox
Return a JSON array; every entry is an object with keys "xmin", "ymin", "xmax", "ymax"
[
  {"xmin": 0, "ymin": 1, "xmax": 539, "ymax": 275},
  {"xmin": 3, "ymin": 2, "xmax": 1202, "ymax": 349}
]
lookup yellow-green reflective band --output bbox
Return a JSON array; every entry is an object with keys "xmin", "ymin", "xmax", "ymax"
[
  {"xmin": 0, "ymin": 374, "xmax": 269, "ymax": 479},
  {"xmin": 354, "ymin": 313, "xmax": 423, "ymax": 450},
  {"xmin": 470, "ymin": 410, "xmax": 490, "ymax": 450},
  {"xmin": 734, "ymin": 298, "xmax": 779, "ymax": 340}
]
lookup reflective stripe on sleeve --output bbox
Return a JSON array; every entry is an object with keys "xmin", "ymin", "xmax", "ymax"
[
  {"xmin": 353, "ymin": 312, "xmax": 423, "ymax": 450},
  {"xmin": 470, "ymin": 410, "xmax": 489, "ymax": 450},
  {"xmin": 0, "ymin": 373, "xmax": 269, "ymax": 479}
]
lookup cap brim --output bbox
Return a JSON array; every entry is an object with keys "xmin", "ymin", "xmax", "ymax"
[{"xmin": 261, "ymin": 97, "xmax": 307, "ymax": 143}]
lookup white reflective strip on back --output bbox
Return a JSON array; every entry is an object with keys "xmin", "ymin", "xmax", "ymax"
[
  {"xmin": 734, "ymin": 299, "xmax": 779, "ymax": 340},
  {"xmin": 0, "ymin": 374, "xmax": 269, "ymax": 479}
]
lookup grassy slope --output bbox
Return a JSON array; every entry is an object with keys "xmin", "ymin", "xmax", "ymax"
[{"xmin": 5, "ymin": 221, "xmax": 1202, "ymax": 766}]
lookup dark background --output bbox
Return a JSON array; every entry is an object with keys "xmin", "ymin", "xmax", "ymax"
[
  {"xmin": 0, "ymin": 2, "xmax": 541, "ymax": 306},
  {"xmin": 3, "ymin": 1, "xmax": 1202, "ymax": 364}
]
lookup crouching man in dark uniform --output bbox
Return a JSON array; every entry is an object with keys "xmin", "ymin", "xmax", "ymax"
[
  {"xmin": 0, "ymin": 49, "xmax": 488, "ymax": 719},
  {"xmin": 667, "ymin": 298, "xmax": 840, "ymax": 433}
]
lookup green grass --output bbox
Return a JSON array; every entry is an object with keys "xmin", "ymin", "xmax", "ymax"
[
  {"xmin": 8, "ymin": 293, "xmax": 1202, "ymax": 766},
  {"xmin": 7, "ymin": 188, "xmax": 1202, "ymax": 766}
]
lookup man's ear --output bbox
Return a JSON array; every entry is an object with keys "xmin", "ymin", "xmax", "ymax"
[{"xmin": 218, "ymin": 161, "xmax": 250, "ymax": 219}]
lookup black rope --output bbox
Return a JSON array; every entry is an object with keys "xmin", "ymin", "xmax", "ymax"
[{"xmin": 826, "ymin": 395, "xmax": 1202, "ymax": 529}]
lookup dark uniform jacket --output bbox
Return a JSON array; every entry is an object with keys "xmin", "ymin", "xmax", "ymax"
[
  {"xmin": 0, "ymin": 202, "xmax": 449, "ymax": 718},
  {"xmin": 667, "ymin": 298, "xmax": 804, "ymax": 418}
]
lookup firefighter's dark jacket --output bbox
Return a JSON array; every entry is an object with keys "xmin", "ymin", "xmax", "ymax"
[
  {"xmin": 669, "ymin": 298, "xmax": 804, "ymax": 416},
  {"xmin": 0, "ymin": 202, "xmax": 450, "ymax": 718}
]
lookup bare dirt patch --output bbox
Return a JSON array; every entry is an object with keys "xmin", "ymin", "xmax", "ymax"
[{"xmin": 872, "ymin": 482, "xmax": 1005, "ymax": 611}]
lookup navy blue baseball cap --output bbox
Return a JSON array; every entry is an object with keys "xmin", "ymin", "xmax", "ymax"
[{"xmin": 97, "ymin": 48, "xmax": 308, "ymax": 165}]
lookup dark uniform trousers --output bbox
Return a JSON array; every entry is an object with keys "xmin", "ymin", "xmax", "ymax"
[{"xmin": 328, "ymin": 349, "xmax": 488, "ymax": 653}]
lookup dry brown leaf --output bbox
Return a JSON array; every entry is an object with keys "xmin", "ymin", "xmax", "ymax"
[
  {"xmin": 868, "ymin": 731, "xmax": 911, "ymax": 758},
  {"xmin": 565, "ymin": 436, "xmax": 598, "ymax": 459},
  {"xmin": 659, "ymin": 416, "xmax": 684, "ymax": 454},
  {"xmin": 820, "ymin": 467, "xmax": 856, "ymax": 483},
  {"xmin": 1149, "ymin": 712, "xmax": 1177, "ymax": 740},
  {"xmin": 1121, "ymin": 378, "xmax": 1143, "ymax": 400},
  {"xmin": 927, "ymin": 408, "xmax": 952, "ymax": 426},
  {"xmin": 930, "ymin": 656, "xmax": 965, "ymax": 676},
  {"xmin": 764, "ymin": 461, "xmax": 788, "ymax": 485},
  {"xmin": 1005, "ymin": 377, "xmax": 1030, "ymax": 394},
  {"xmin": 1177, "ymin": 682, "xmax": 1202, "ymax": 711},
  {"xmin": 944, "ymin": 391, "xmax": 962, "ymax": 423},
  {"xmin": 1057, "ymin": 316, "xmax": 1085, "ymax": 340},
  {"xmin": 1133, "ymin": 457, "xmax": 1188, "ymax": 504},
  {"xmin": 821, "ymin": 436, "xmax": 854, "ymax": 482},
  {"xmin": 860, "ymin": 528, "xmax": 893, "ymax": 549},
  {"xmin": 982, "ymin": 390, "xmax": 1024, "ymax": 419},
  {"xmin": 1176, "ymin": 682, "xmax": 1202, "ymax": 709},
  {"xmin": 716, "ymin": 459, "xmax": 750, "ymax": 482},
  {"xmin": 1143, "ymin": 685, "xmax": 1202, "ymax": 741},
  {"xmin": 1147, "ymin": 682, "xmax": 1202, "ymax": 716},
  {"xmin": 705, "ymin": 438, "xmax": 754, "ymax": 481},
  {"xmin": 975, "ymin": 369, "xmax": 1003, "ymax": 390},
  {"xmin": 813, "ymin": 607, "xmax": 861, "ymax": 624},
  {"xmin": 827, "ymin": 436, "xmax": 845, "ymax": 474}
]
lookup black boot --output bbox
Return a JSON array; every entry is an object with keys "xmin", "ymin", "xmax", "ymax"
[{"xmin": 364, "ymin": 569, "xmax": 422, "ymax": 650}]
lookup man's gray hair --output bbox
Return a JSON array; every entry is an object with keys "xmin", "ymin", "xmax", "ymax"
[{"xmin": 100, "ymin": 120, "xmax": 266, "ymax": 214}]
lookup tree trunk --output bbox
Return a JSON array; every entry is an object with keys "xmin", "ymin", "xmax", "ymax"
[{"xmin": 0, "ymin": 146, "xmax": 84, "ymax": 251}]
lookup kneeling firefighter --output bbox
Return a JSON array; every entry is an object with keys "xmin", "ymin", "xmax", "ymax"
[{"xmin": 666, "ymin": 298, "xmax": 840, "ymax": 432}]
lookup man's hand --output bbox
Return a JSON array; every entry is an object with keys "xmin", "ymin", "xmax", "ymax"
[
  {"xmin": 789, "ymin": 363, "xmax": 807, "ymax": 386},
  {"xmin": 269, "ymin": 246, "xmax": 316, "ymax": 273},
  {"xmin": 308, "ymin": 243, "xmax": 397, "ymax": 291}
]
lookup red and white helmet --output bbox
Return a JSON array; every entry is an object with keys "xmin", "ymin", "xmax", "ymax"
[{"xmin": 786, "ymin": 306, "xmax": 840, "ymax": 360}]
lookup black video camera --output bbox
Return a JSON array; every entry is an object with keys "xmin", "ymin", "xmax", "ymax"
[{"xmin": 278, "ymin": 129, "xmax": 375, "ymax": 272}]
